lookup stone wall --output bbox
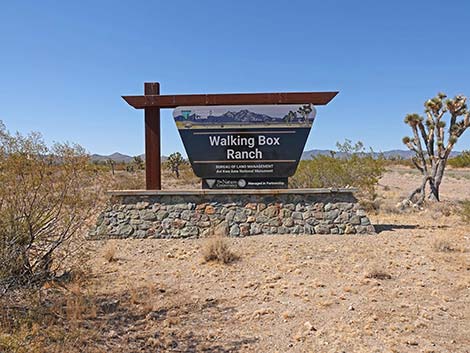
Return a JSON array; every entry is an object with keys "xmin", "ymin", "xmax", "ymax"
[{"xmin": 88, "ymin": 189, "xmax": 375, "ymax": 239}]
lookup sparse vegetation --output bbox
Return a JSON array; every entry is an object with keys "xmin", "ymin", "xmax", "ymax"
[
  {"xmin": 461, "ymin": 200, "xmax": 470, "ymax": 223},
  {"xmin": 0, "ymin": 122, "xmax": 469, "ymax": 352},
  {"xmin": 125, "ymin": 156, "xmax": 145, "ymax": 173},
  {"xmin": 402, "ymin": 93, "xmax": 470, "ymax": 206},
  {"xmin": 110, "ymin": 170, "xmax": 146, "ymax": 190},
  {"xmin": 132, "ymin": 155, "xmax": 144, "ymax": 170},
  {"xmin": 0, "ymin": 276, "xmax": 98, "ymax": 353},
  {"xmin": 291, "ymin": 140, "xmax": 385, "ymax": 205},
  {"xmin": 448, "ymin": 150, "xmax": 470, "ymax": 168},
  {"xmin": 382, "ymin": 156, "xmax": 414, "ymax": 167}
]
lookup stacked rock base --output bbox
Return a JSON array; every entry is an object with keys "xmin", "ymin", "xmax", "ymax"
[{"xmin": 88, "ymin": 189, "xmax": 375, "ymax": 239}]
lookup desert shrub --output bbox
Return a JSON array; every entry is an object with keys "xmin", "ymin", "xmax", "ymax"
[
  {"xmin": 103, "ymin": 244, "xmax": 117, "ymax": 263},
  {"xmin": 89, "ymin": 160, "xmax": 111, "ymax": 173},
  {"xmin": 291, "ymin": 140, "xmax": 385, "ymax": 203},
  {"xmin": 433, "ymin": 239, "xmax": 457, "ymax": 253},
  {"xmin": 448, "ymin": 150, "xmax": 470, "ymax": 168},
  {"xmin": 461, "ymin": 200, "xmax": 470, "ymax": 223},
  {"xmin": 382, "ymin": 156, "xmax": 414, "ymax": 168},
  {"xmin": 0, "ymin": 121, "xmax": 98, "ymax": 291},
  {"xmin": 202, "ymin": 237, "xmax": 238, "ymax": 264},
  {"xmin": 126, "ymin": 164, "xmax": 135, "ymax": 173},
  {"xmin": 365, "ymin": 268, "xmax": 392, "ymax": 280}
]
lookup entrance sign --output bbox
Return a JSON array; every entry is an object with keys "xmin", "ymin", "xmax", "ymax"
[
  {"xmin": 122, "ymin": 82, "xmax": 338, "ymax": 190},
  {"xmin": 173, "ymin": 105, "xmax": 316, "ymax": 188}
]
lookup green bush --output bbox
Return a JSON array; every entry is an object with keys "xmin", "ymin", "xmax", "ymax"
[
  {"xmin": 382, "ymin": 157, "xmax": 414, "ymax": 168},
  {"xmin": 291, "ymin": 140, "xmax": 385, "ymax": 204},
  {"xmin": 448, "ymin": 151, "xmax": 470, "ymax": 168}
]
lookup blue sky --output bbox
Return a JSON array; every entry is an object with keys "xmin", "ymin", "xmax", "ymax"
[{"xmin": 1, "ymin": 0, "xmax": 469, "ymax": 156}]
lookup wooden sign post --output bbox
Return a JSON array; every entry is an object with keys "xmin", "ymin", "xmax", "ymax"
[
  {"xmin": 122, "ymin": 83, "xmax": 338, "ymax": 190},
  {"xmin": 144, "ymin": 82, "xmax": 161, "ymax": 190}
]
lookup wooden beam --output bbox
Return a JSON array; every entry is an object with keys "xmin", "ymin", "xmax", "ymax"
[
  {"xmin": 123, "ymin": 91, "xmax": 338, "ymax": 109},
  {"xmin": 144, "ymin": 82, "xmax": 161, "ymax": 190}
]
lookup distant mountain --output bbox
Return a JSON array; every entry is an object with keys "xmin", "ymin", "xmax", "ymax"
[
  {"xmin": 91, "ymin": 149, "xmax": 461, "ymax": 163},
  {"xmin": 380, "ymin": 150, "xmax": 416, "ymax": 159},
  {"xmin": 301, "ymin": 150, "xmax": 347, "ymax": 159},
  {"xmin": 91, "ymin": 152, "xmax": 146, "ymax": 163},
  {"xmin": 301, "ymin": 149, "xmax": 462, "ymax": 160}
]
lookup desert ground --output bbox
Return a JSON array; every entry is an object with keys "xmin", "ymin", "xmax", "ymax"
[
  {"xmin": 2, "ymin": 166, "xmax": 468, "ymax": 353},
  {"xmin": 76, "ymin": 166, "xmax": 470, "ymax": 353}
]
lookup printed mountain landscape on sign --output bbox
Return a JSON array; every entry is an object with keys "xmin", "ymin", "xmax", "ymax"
[{"xmin": 173, "ymin": 104, "xmax": 316, "ymax": 128}]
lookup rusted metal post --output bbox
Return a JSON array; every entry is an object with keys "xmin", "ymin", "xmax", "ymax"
[{"xmin": 144, "ymin": 82, "xmax": 161, "ymax": 190}]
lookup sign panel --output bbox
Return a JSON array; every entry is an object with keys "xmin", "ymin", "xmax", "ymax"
[{"xmin": 173, "ymin": 104, "xmax": 316, "ymax": 182}]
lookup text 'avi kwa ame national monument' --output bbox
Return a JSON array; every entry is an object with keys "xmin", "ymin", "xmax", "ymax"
[{"xmin": 89, "ymin": 83, "xmax": 375, "ymax": 239}]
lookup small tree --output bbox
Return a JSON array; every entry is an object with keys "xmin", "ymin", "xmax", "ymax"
[
  {"xmin": 166, "ymin": 152, "xmax": 187, "ymax": 178},
  {"xmin": 402, "ymin": 93, "xmax": 470, "ymax": 206}
]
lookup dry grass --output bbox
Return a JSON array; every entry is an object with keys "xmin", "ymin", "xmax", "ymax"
[
  {"xmin": 202, "ymin": 236, "xmax": 239, "ymax": 264},
  {"xmin": 129, "ymin": 286, "xmax": 139, "ymax": 305},
  {"xmin": 0, "ymin": 279, "xmax": 99, "ymax": 353},
  {"xmin": 461, "ymin": 199, "xmax": 470, "ymax": 223},
  {"xmin": 103, "ymin": 244, "xmax": 117, "ymax": 262},
  {"xmin": 433, "ymin": 239, "xmax": 456, "ymax": 253},
  {"xmin": 433, "ymin": 237, "xmax": 460, "ymax": 253},
  {"xmin": 110, "ymin": 170, "xmax": 146, "ymax": 190}
]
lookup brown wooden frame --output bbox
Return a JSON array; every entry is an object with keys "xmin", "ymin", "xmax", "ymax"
[{"xmin": 122, "ymin": 82, "xmax": 338, "ymax": 190}]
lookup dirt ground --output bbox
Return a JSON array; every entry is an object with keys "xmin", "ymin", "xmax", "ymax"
[{"xmin": 84, "ymin": 167, "xmax": 470, "ymax": 353}]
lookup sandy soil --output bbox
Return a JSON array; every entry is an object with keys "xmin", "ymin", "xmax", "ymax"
[
  {"xmin": 378, "ymin": 166, "xmax": 470, "ymax": 203},
  {"xmin": 84, "ymin": 168, "xmax": 470, "ymax": 353}
]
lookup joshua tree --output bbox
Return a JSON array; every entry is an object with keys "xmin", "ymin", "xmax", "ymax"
[
  {"xmin": 107, "ymin": 158, "xmax": 115, "ymax": 175},
  {"xmin": 401, "ymin": 93, "xmax": 470, "ymax": 206},
  {"xmin": 132, "ymin": 155, "xmax": 144, "ymax": 170},
  {"xmin": 283, "ymin": 111, "xmax": 297, "ymax": 124},
  {"xmin": 297, "ymin": 104, "xmax": 313, "ymax": 124},
  {"xmin": 166, "ymin": 152, "xmax": 187, "ymax": 178}
]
